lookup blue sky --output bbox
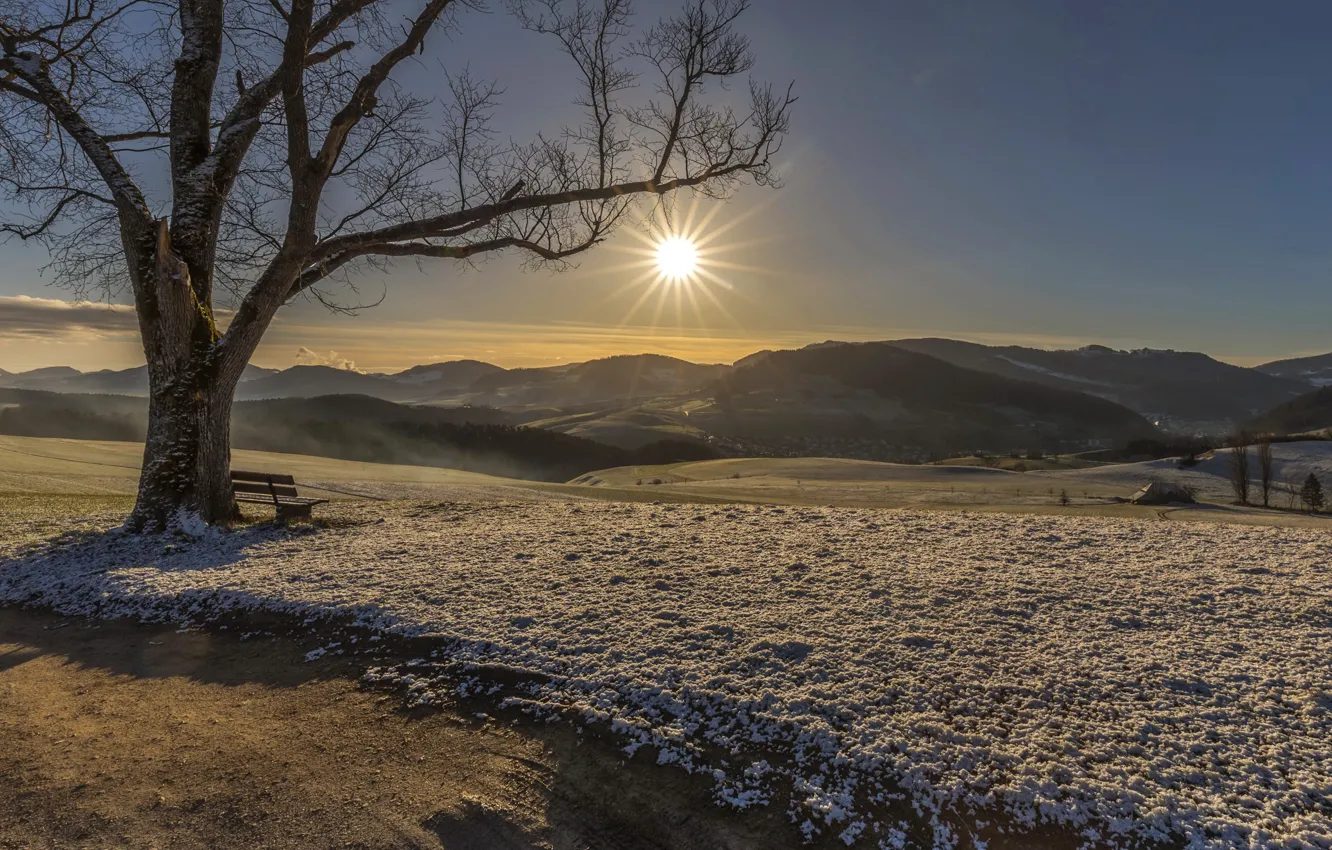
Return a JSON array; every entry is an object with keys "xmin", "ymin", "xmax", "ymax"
[{"xmin": 3, "ymin": 0, "xmax": 1331, "ymax": 371}]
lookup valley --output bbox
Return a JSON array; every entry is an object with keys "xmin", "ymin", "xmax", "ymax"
[{"xmin": 6, "ymin": 339, "xmax": 1332, "ymax": 484}]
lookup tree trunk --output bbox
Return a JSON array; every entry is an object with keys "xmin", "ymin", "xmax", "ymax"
[
  {"xmin": 127, "ymin": 363, "xmax": 240, "ymax": 531},
  {"xmin": 124, "ymin": 220, "xmax": 246, "ymax": 532}
]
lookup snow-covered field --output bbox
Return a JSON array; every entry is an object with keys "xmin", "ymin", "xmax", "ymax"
[
  {"xmin": 1032, "ymin": 442, "xmax": 1332, "ymax": 504},
  {"xmin": 3, "ymin": 500, "xmax": 1330, "ymax": 848},
  {"xmin": 579, "ymin": 443, "xmax": 1332, "ymax": 522}
]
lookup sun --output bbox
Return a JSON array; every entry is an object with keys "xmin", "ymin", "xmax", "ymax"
[
  {"xmin": 655, "ymin": 236, "xmax": 699, "ymax": 281},
  {"xmin": 594, "ymin": 196, "xmax": 774, "ymax": 333}
]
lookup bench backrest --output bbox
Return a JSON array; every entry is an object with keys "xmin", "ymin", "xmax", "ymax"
[{"xmin": 231, "ymin": 470, "xmax": 300, "ymax": 499}]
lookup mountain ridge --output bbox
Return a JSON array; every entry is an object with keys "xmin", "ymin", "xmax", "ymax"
[
  {"xmin": 702, "ymin": 341, "xmax": 1157, "ymax": 457},
  {"xmin": 1254, "ymin": 352, "xmax": 1332, "ymax": 387},
  {"xmin": 884, "ymin": 337, "xmax": 1306, "ymax": 428},
  {"xmin": 6, "ymin": 342, "xmax": 1329, "ymax": 436}
]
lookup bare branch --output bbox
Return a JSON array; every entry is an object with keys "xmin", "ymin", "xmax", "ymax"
[
  {"xmin": 309, "ymin": 0, "xmax": 454, "ymax": 184},
  {"xmin": 0, "ymin": 48, "xmax": 151, "ymax": 222},
  {"xmin": 294, "ymin": 231, "xmax": 604, "ymax": 297},
  {"xmin": 1, "ymin": 0, "xmax": 792, "ymax": 360},
  {"xmin": 0, "ymin": 187, "xmax": 115, "ymax": 239}
]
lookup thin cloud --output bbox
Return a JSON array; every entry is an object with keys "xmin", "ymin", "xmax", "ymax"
[{"xmin": 0, "ymin": 295, "xmax": 139, "ymax": 340}]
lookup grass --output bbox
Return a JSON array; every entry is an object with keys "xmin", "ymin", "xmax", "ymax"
[
  {"xmin": 0, "ymin": 433, "xmax": 520, "ymax": 498},
  {"xmin": 9, "ymin": 434, "xmax": 1332, "ymax": 530},
  {"xmin": 932, "ymin": 454, "xmax": 1106, "ymax": 471}
]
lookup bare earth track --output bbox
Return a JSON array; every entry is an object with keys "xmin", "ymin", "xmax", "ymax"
[{"xmin": 0, "ymin": 606, "xmax": 803, "ymax": 850}]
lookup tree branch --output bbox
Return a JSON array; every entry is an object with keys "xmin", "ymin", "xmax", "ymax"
[
  {"xmin": 0, "ymin": 187, "xmax": 115, "ymax": 239},
  {"xmin": 309, "ymin": 0, "xmax": 453, "ymax": 183},
  {"xmin": 0, "ymin": 51, "xmax": 151, "ymax": 223},
  {"xmin": 293, "ymin": 232, "xmax": 603, "ymax": 296},
  {"xmin": 309, "ymin": 166, "xmax": 745, "ymax": 264}
]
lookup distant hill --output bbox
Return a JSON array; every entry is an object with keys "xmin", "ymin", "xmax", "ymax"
[
  {"xmin": 525, "ymin": 404, "xmax": 713, "ymax": 450},
  {"xmin": 466, "ymin": 354, "xmax": 727, "ymax": 407},
  {"xmin": 470, "ymin": 365, "xmax": 567, "ymax": 392},
  {"xmin": 1254, "ymin": 352, "xmax": 1332, "ymax": 387},
  {"xmin": 390, "ymin": 359, "xmax": 504, "ymax": 386},
  {"xmin": 886, "ymin": 338, "xmax": 1305, "ymax": 429},
  {"xmin": 569, "ymin": 354, "xmax": 725, "ymax": 397},
  {"xmin": 235, "ymin": 394, "xmax": 514, "ymax": 427},
  {"xmin": 703, "ymin": 342, "xmax": 1157, "ymax": 456},
  {"xmin": 0, "ymin": 388, "xmax": 147, "ymax": 441},
  {"xmin": 1249, "ymin": 386, "xmax": 1332, "ymax": 436},
  {"xmin": 237, "ymin": 365, "xmax": 416, "ymax": 401},
  {"xmin": 3, "ymin": 342, "xmax": 1317, "ymax": 441},
  {"xmin": 0, "ymin": 365, "xmax": 83, "ymax": 389},
  {"xmin": 2, "ymin": 354, "xmax": 723, "ymax": 408},
  {"xmin": 0, "ymin": 364, "xmax": 275, "ymax": 395}
]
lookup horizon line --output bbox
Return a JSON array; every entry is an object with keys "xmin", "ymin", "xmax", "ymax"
[{"xmin": 1, "ymin": 324, "xmax": 1320, "ymax": 375}]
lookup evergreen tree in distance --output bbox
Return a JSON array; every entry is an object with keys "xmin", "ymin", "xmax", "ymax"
[{"xmin": 1300, "ymin": 473, "xmax": 1324, "ymax": 513}]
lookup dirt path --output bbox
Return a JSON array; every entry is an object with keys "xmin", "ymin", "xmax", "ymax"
[{"xmin": 0, "ymin": 607, "xmax": 791, "ymax": 850}]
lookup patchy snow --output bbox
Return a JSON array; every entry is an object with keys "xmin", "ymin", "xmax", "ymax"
[
  {"xmin": 1037, "ymin": 441, "xmax": 1332, "ymax": 504},
  {"xmin": 5, "ymin": 53, "xmax": 45, "ymax": 77},
  {"xmin": 3, "ymin": 502, "xmax": 1331, "ymax": 848}
]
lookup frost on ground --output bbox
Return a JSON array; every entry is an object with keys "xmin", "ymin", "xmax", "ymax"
[{"xmin": 2, "ymin": 501, "xmax": 1331, "ymax": 849}]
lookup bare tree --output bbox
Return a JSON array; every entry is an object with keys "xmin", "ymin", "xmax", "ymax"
[
  {"xmin": 0, "ymin": 0, "xmax": 794, "ymax": 528},
  {"xmin": 1283, "ymin": 470, "xmax": 1303, "ymax": 511},
  {"xmin": 1255, "ymin": 438, "xmax": 1274, "ymax": 508},
  {"xmin": 1227, "ymin": 433, "xmax": 1250, "ymax": 505}
]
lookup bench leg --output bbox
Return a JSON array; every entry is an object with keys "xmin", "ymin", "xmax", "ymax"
[{"xmin": 276, "ymin": 503, "xmax": 313, "ymax": 521}]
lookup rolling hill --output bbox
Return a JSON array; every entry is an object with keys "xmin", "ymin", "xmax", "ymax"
[
  {"xmin": 389, "ymin": 359, "xmax": 503, "ymax": 386},
  {"xmin": 886, "ymin": 338, "xmax": 1305, "ymax": 429},
  {"xmin": 0, "ymin": 389, "xmax": 715, "ymax": 482},
  {"xmin": 700, "ymin": 341, "xmax": 1158, "ymax": 456},
  {"xmin": 466, "ymin": 354, "xmax": 727, "ymax": 407},
  {"xmin": 236, "ymin": 365, "xmax": 420, "ymax": 401},
  {"xmin": 1249, "ymin": 386, "xmax": 1332, "ymax": 436},
  {"xmin": 3, "ymin": 354, "xmax": 722, "ymax": 408},
  {"xmin": 0, "ymin": 364, "xmax": 277, "ymax": 395},
  {"xmin": 7, "ymin": 341, "xmax": 1323, "ymax": 453},
  {"xmin": 1254, "ymin": 351, "xmax": 1332, "ymax": 387}
]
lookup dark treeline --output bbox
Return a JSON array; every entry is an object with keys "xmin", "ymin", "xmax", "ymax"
[
  {"xmin": 1247, "ymin": 385, "xmax": 1332, "ymax": 436},
  {"xmin": 0, "ymin": 390, "xmax": 716, "ymax": 482},
  {"xmin": 1081, "ymin": 438, "xmax": 1217, "ymax": 464}
]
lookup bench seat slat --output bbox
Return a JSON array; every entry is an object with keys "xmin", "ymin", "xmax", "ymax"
[
  {"xmin": 231, "ymin": 470, "xmax": 296, "ymax": 485},
  {"xmin": 235, "ymin": 493, "xmax": 326, "ymax": 506}
]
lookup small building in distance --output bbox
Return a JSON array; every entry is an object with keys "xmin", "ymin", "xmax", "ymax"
[{"xmin": 1130, "ymin": 481, "xmax": 1196, "ymax": 505}]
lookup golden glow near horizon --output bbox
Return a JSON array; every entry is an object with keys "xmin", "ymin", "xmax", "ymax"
[{"xmin": 655, "ymin": 236, "xmax": 699, "ymax": 281}]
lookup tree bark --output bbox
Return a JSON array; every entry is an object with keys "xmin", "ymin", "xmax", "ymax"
[
  {"xmin": 123, "ymin": 220, "xmax": 246, "ymax": 532},
  {"xmin": 128, "ymin": 364, "xmax": 241, "ymax": 531}
]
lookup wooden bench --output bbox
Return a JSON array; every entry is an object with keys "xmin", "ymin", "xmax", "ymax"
[{"xmin": 231, "ymin": 470, "xmax": 328, "ymax": 520}]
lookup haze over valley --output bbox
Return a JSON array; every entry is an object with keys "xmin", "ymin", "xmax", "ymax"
[{"xmin": 5, "ymin": 338, "xmax": 1329, "ymax": 477}]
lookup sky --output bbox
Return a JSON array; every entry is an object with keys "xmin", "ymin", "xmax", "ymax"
[{"xmin": 3, "ymin": 0, "xmax": 1332, "ymax": 373}]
